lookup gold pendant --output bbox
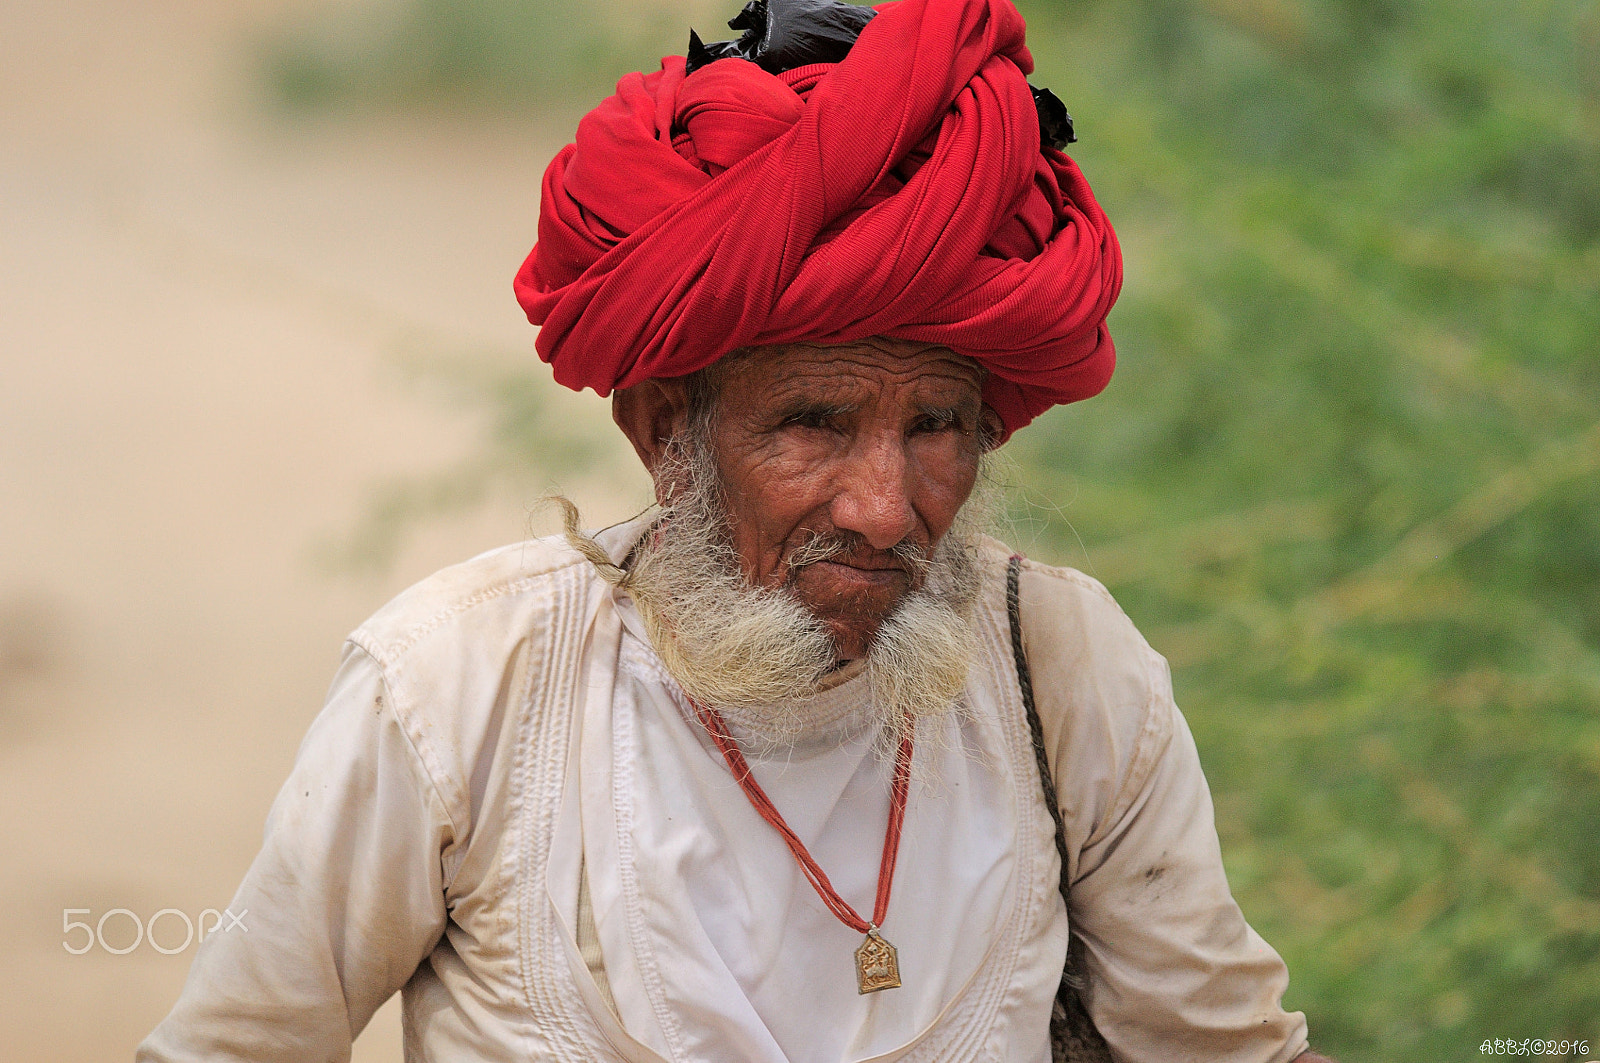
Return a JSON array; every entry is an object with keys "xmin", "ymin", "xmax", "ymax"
[{"xmin": 854, "ymin": 927, "xmax": 902, "ymax": 994}]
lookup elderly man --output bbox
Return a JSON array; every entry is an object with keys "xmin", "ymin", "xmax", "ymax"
[{"xmin": 141, "ymin": 0, "xmax": 1332, "ymax": 1060}]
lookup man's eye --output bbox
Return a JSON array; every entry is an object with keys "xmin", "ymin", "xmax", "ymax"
[
  {"xmin": 782, "ymin": 410, "xmax": 839, "ymax": 430},
  {"xmin": 914, "ymin": 412, "xmax": 960, "ymax": 434}
]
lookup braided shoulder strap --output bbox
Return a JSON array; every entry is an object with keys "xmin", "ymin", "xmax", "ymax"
[{"xmin": 1006, "ymin": 555, "xmax": 1114, "ymax": 1063}]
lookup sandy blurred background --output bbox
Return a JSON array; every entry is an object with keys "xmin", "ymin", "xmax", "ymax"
[
  {"xmin": 0, "ymin": 1, "xmax": 648, "ymax": 1056},
  {"xmin": 4, "ymin": 0, "xmax": 1597, "ymax": 1059}
]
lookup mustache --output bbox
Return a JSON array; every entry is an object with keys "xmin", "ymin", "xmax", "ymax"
[{"xmin": 783, "ymin": 531, "xmax": 932, "ymax": 577}]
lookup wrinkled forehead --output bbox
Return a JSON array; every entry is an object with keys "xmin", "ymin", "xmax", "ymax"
[{"xmin": 707, "ymin": 339, "xmax": 987, "ymax": 408}]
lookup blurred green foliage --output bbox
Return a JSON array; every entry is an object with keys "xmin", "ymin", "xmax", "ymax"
[
  {"xmin": 1011, "ymin": 2, "xmax": 1599, "ymax": 1056},
  {"xmin": 272, "ymin": 0, "xmax": 1599, "ymax": 1057}
]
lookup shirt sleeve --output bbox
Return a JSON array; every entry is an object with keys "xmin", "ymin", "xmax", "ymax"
[
  {"xmin": 137, "ymin": 642, "xmax": 453, "ymax": 1062},
  {"xmin": 1020, "ymin": 562, "xmax": 1310, "ymax": 1063}
]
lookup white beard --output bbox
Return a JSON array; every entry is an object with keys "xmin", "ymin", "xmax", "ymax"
[{"xmin": 556, "ymin": 432, "xmax": 991, "ymax": 752}]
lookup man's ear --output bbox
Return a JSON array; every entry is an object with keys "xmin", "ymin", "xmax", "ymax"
[{"xmin": 612, "ymin": 377, "xmax": 693, "ymax": 481}]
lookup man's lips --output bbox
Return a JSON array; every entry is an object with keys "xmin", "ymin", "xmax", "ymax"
[
  {"xmin": 801, "ymin": 559, "xmax": 911, "ymax": 591},
  {"xmin": 825, "ymin": 555, "xmax": 906, "ymax": 571},
  {"xmin": 779, "ymin": 538, "xmax": 921, "ymax": 595}
]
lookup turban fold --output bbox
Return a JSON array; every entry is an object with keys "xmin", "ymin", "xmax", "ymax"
[{"xmin": 514, "ymin": 0, "xmax": 1122, "ymax": 440}]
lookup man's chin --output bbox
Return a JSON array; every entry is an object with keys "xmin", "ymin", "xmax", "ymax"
[
  {"xmin": 813, "ymin": 610, "xmax": 897, "ymax": 663},
  {"xmin": 819, "ymin": 629, "xmax": 869, "ymax": 663},
  {"xmin": 791, "ymin": 565, "xmax": 912, "ymax": 652}
]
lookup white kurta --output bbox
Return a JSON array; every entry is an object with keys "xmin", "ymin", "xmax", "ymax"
[{"xmin": 138, "ymin": 523, "xmax": 1310, "ymax": 1063}]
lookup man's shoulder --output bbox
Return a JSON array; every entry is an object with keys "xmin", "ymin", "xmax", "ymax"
[
  {"xmin": 975, "ymin": 536, "xmax": 1157, "ymax": 668},
  {"xmin": 987, "ymin": 543, "xmax": 1180, "ymax": 846},
  {"xmin": 348, "ymin": 534, "xmax": 596, "ymax": 673},
  {"xmin": 1016, "ymin": 555, "xmax": 1153, "ymax": 660}
]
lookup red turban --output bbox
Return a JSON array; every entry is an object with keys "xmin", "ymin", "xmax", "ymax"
[{"xmin": 514, "ymin": 0, "xmax": 1122, "ymax": 440}]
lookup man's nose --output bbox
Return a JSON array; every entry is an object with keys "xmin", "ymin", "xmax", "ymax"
[{"xmin": 829, "ymin": 433, "xmax": 918, "ymax": 551}]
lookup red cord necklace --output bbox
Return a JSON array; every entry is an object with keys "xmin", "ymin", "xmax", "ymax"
[{"xmin": 691, "ymin": 698, "xmax": 912, "ymax": 994}]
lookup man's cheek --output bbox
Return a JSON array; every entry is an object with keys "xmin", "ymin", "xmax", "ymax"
[
  {"xmin": 752, "ymin": 485, "xmax": 836, "ymax": 550},
  {"xmin": 913, "ymin": 448, "xmax": 979, "ymax": 521}
]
